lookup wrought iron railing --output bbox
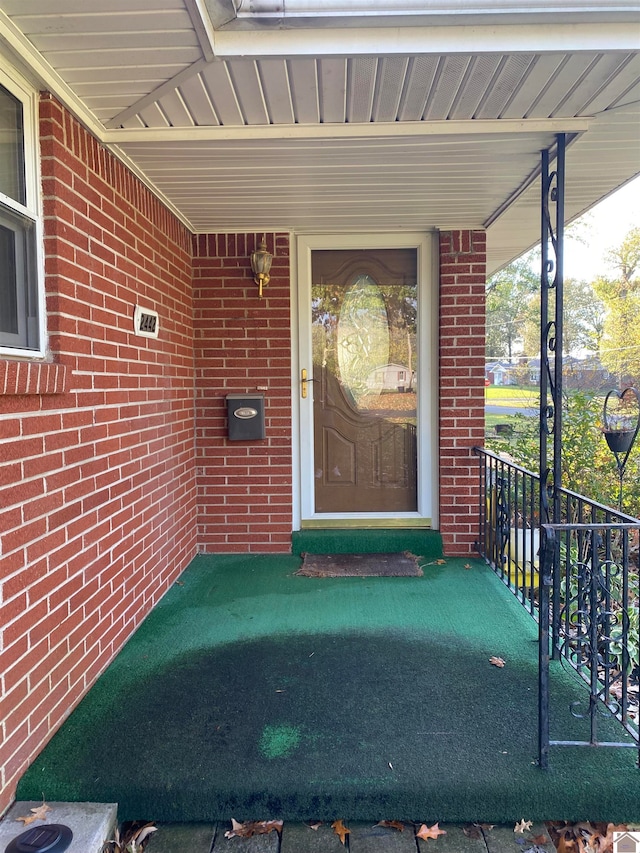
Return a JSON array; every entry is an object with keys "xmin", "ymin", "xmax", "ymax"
[
  {"xmin": 475, "ymin": 447, "xmax": 543, "ymax": 616},
  {"xmin": 539, "ymin": 522, "xmax": 639, "ymax": 768},
  {"xmin": 474, "ymin": 447, "xmax": 639, "ymax": 768}
]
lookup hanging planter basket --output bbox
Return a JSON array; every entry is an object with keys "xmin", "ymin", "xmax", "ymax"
[
  {"xmin": 602, "ymin": 387, "xmax": 640, "ymax": 474},
  {"xmin": 603, "ymin": 428, "xmax": 635, "ymax": 455}
]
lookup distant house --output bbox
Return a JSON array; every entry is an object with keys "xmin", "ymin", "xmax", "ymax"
[
  {"xmin": 564, "ymin": 355, "xmax": 615, "ymax": 390},
  {"xmin": 485, "ymin": 361, "xmax": 517, "ymax": 386},
  {"xmin": 367, "ymin": 364, "xmax": 414, "ymax": 392},
  {"xmin": 528, "ymin": 358, "xmax": 542, "ymax": 385},
  {"xmin": 527, "ymin": 355, "xmax": 615, "ymax": 389}
]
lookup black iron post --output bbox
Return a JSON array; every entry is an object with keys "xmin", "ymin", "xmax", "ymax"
[
  {"xmin": 538, "ymin": 135, "xmax": 566, "ymax": 766},
  {"xmin": 538, "ymin": 525, "xmax": 554, "ymax": 769},
  {"xmin": 540, "ymin": 135, "xmax": 566, "ymax": 656}
]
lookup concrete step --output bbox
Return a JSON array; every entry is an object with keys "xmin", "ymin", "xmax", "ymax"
[
  {"xmin": 0, "ymin": 801, "xmax": 117, "ymax": 853},
  {"xmin": 290, "ymin": 529, "xmax": 443, "ymax": 558}
]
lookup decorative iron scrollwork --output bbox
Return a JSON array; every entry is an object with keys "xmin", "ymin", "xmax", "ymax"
[{"xmin": 558, "ymin": 551, "xmax": 631, "ymax": 728}]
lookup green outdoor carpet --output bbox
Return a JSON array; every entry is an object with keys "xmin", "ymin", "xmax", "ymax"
[
  {"xmin": 291, "ymin": 528, "xmax": 443, "ymax": 556},
  {"xmin": 17, "ymin": 554, "xmax": 640, "ymax": 824}
]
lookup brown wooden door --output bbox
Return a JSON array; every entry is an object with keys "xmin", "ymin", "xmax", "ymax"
[{"xmin": 311, "ymin": 249, "xmax": 418, "ymax": 513}]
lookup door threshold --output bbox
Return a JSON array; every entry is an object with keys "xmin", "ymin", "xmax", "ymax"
[{"xmin": 301, "ymin": 518, "xmax": 432, "ymax": 529}]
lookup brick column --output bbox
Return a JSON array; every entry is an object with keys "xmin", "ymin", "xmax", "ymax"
[{"xmin": 438, "ymin": 231, "xmax": 486, "ymax": 555}]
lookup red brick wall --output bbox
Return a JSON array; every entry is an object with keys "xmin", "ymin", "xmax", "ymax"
[
  {"xmin": 193, "ymin": 234, "xmax": 293, "ymax": 552},
  {"xmin": 438, "ymin": 230, "xmax": 486, "ymax": 555},
  {"xmin": 0, "ymin": 95, "xmax": 197, "ymax": 812},
  {"xmin": 193, "ymin": 231, "xmax": 486, "ymax": 555}
]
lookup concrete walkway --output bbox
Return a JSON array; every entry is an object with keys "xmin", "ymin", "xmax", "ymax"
[
  {"xmin": 146, "ymin": 821, "xmax": 556, "ymax": 852},
  {"xmin": 0, "ymin": 804, "xmax": 557, "ymax": 853}
]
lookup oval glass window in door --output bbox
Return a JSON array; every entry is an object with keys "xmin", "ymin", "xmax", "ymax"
[{"xmin": 337, "ymin": 274, "xmax": 390, "ymax": 406}]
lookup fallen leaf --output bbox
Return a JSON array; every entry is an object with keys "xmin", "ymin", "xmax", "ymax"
[
  {"xmin": 597, "ymin": 823, "xmax": 628, "ymax": 853},
  {"xmin": 104, "ymin": 822, "xmax": 157, "ymax": 851},
  {"xmin": 133, "ymin": 824, "xmax": 158, "ymax": 846},
  {"xmin": 464, "ymin": 563, "xmax": 472, "ymax": 569},
  {"xmin": 463, "ymin": 825, "xmax": 483, "ymax": 839},
  {"xmin": 307, "ymin": 821, "xmax": 323, "ymax": 831},
  {"xmin": 548, "ymin": 820, "xmax": 628, "ymax": 853},
  {"xmin": 224, "ymin": 818, "xmax": 283, "ymax": 838},
  {"xmin": 480, "ymin": 824, "xmax": 495, "ymax": 831},
  {"xmin": 530, "ymin": 834, "xmax": 550, "ymax": 845},
  {"xmin": 16, "ymin": 802, "xmax": 51, "ymax": 826},
  {"xmin": 515, "ymin": 819, "xmax": 533, "ymax": 834},
  {"xmin": 417, "ymin": 823, "xmax": 447, "ymax": 841},
  {"xmin": 490, "ymin": 656, "xmax": 506, "ymax": 667},
  {"xmin": 376, "ymin": 820, "xmax": 404, "ymax": 831},
  {"xmin": 332, "ymin": 819, "xmax": 350, "ymax": 846}
]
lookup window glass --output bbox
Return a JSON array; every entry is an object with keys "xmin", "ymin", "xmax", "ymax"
[
  {"xmin": 0, "ymin": 221, "xmax": 19, "ymax": 335},
  {"xmin": 0, "ymin": 72, "xmax": 40, "ymax": 353},
  {"xmin": 0, "ymin": 84, "xmax": 25, "ymax": 205}
]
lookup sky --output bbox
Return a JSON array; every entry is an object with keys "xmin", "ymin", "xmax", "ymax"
[{"xmin": 563, "ymin": 174, "xmax": 640, "ymax": 281}]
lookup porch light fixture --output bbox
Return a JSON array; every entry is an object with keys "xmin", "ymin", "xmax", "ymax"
[{"xmin": 250, "ymin": 237, "xmax": 273, "ymax": 298}]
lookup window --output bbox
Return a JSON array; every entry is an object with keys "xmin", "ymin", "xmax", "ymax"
[{"xmin": 0, "ymin": 68, "xmax": 43, "ymax": 354}]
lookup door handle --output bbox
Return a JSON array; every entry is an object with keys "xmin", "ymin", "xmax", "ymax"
[{"xmin": 300, "ymin": 369, "xmax": 317, "ymax": 399}]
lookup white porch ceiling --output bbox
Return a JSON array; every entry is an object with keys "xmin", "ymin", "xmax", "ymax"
[{"xmin": 0, "ymin": 0, "xmax": 639, "ymax": 273}]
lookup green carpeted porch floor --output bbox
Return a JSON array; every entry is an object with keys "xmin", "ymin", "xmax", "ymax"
[{"xmin": 17, "ymin": 554, "xmax": 639, "ymax": 824}]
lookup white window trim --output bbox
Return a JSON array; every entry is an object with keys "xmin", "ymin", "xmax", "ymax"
[{"xmin": 0, "ymin": 59, "xmax": 46, "ymax": 359}]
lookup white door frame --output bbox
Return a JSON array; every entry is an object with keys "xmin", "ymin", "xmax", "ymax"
[{"xmin": 291, "ymin": 232, "xmax": 439, "ymax": 528}]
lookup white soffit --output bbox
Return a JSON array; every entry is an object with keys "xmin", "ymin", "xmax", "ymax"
[
  {"xmin": 112, "ymin": 130, "xmax": 564, "ymax": 233},
  {"xmin": 486, "ymin": 101, "xmax": 640, "ymax": 273}
]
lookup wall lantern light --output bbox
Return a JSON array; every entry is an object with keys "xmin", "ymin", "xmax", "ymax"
[{"xmin": 250, "ymin": 237, "xmax": 273, "ymax": 298}]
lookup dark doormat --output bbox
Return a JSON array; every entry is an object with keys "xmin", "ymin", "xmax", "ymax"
[{"xmin": 296, "ymin": 551, "xmax": 422, "ymax": 577}]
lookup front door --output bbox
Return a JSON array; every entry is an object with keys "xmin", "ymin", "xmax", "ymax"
[{"xmin": 297, "ymin": 234, "xmax": 435, "ymax": 525}]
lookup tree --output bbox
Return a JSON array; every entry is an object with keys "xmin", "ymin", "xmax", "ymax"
[
  {"xmin": 517, "ymin": 277, "xmax": 605, "ymax": 364},
  {"xmin": 594, "ymin": 227, "xmax": 640, "ymax": 385},
  {"xmin": 486, "ymin": 256, "xmax": 538, "ymax": 360},
  {"xmin": 562, "ymin": 278, "xmax": 606, "ymax": 354}
]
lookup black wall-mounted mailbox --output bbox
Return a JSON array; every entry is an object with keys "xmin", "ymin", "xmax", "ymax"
[{"xmin": 226, "ymin": 393, "xmax": 266, "ymax": 441}]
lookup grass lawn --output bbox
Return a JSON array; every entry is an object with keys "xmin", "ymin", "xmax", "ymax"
[
  {"xmin": 485, "ymin": 386, "xmax": 539, "ymax": 403},
  {"xmin": 485, "ymin": 412, "xmax": 519, "ymax": 431}
]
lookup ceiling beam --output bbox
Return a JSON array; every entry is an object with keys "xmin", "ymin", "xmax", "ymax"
[
  {"xmin": 183, "ymin": 0, "xmax": 218, "ymax": 61},
  {"xmin": 106, "ymin": 58, "xmax": 210, "ymax": 129},
  {"xmin": 212, "ymin": 22, "xmax": 640, "ymax": 56},
  {"xmin": 103, "ymin": 117, "xmax": 591, "ymax": 143}
]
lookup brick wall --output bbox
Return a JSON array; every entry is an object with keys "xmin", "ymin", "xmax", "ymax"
[
  {"xmin": 0, "ymin": 95, "xmax": 198, "ymax": 812},
  {"xmin": 438, "ymin": 230, "xmax": 487, "ymax": 555},
  {"xmin": 193, "ymin": 234, "xmax": 293, "ymax": 552}
]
